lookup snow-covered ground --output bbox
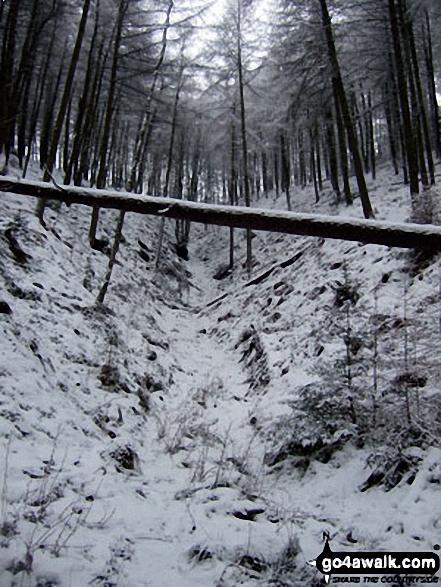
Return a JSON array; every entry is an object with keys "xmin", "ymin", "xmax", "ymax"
[{"xmin": 0, "ymin": 161, "xmax": 440, "ymax": 586}]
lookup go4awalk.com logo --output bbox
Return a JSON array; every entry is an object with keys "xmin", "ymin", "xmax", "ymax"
[{"xmin": 310, "ymin": 534, "xmax": 440, "ymax": 584}]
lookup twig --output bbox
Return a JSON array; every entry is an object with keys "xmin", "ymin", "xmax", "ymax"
[{"xmin": 42, "ymin": 166, "xmax": 66, "ymax": 192}]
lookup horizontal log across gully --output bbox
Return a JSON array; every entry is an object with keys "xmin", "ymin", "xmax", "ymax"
[{"xmin": 1, "ymin": 176, "xmax": 441, "ymax": 250}]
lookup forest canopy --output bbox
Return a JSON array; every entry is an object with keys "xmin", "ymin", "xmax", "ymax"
[{"xmin": 0, "ymin": 0, "xmax": 440, "ymax": 218}]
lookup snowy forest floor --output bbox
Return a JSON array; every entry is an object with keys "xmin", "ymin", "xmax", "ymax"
[{"xmin": 1, "ymin": 159, "xmax": 441, "ymax": 587}]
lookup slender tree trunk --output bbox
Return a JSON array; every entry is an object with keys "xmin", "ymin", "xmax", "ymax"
[
  {"xmin": 405, "ymin": 7, "xmax": 435, "ymax": 185},
  {"xmin": 310, "ymin": 124, "xmax": 319, "ymax": 203},
  {"xmin": 325, "ymin": 107, "xmax": 340, "ymax": 199},
  {"xmin": 298, "ymin": 129, "xmax": 306, "ymax": 189},
  {"xmin": 189, "ymin": 146, "xmax": 200, "ymax": 203},
  {"xmin": 96, "ymin": 0, "xmax": 127, "ymax": 190},
  {"xmin": 90, "ymin": 0, "xmax": 128, "ymax": 249},
  {"xmin": 63, "ymin": 94, "xmax": 72, "ymax": 173},
  {"xmin": 163, "ymin": 69, "xmax": 183, "ymax": 198},
  {"xmin": 423, "ymin": 12, "xmax": 440, "ymax": 160},
  {"xmin": 384, "ymin": 82, "xmax": 399, "ymax": 176},
  {"xmin": 23, "ymin": 71, "xmax": 44, "ymax": 176},
  {"xmin": 44, "ymin": 0, "xmax": 91, "ymax": 179},
  {"xmin": 76, "ymin": 39, "xmax": 109, "ymax": 187},
  {"xmin": 273, "ymin": 150, "xmax": 280, "ymax": 198},
  {"xmin": 261, "ymin": 149, "xmax": 268, "ymax": 198},
  {"xmin": 236, "ymin": 0, "xmax": 252, "ymax": 277},
  {"xmin": 319, "ymin": 0, "xmax": 374, "ymax": 219},
  {"xmin": 16, "ymin": 53, "xmax": 35, "ymax": 168},
  {"xmin": 129, "ymin": 0, "xmax": 173, "ymax": 193},
  {"xmin": 37, "ymin": 0, "xmax": 91, "ymax": 225},
  {"xmin": 316, "ymin": 125, "xmax": 323, "ymax": 191},
  {"xmin": 23, "ymin": 22, "xmax": 58, "ymax": 177},
  {"xmin": 387, "ymin": 50, "xmax": 409, "ymax": 183},
  {"xmin": 39, "ymin": 41, "xmax": 67, "ymax": 167},
  {"xmin": 397, "ymin": 0, "xmax": 428, "ymax": 190},
  {"xmin": 280, "ymin": 130, "xmax": 291, "ymax": 210},
  {"xmin": 13, "ymin": 0, "xmax": 40, "ymax": 167},
  {"xmin": 96, "ymin": 211, "xmax": 125, "ymax": 304},
  {"xmin": 359, "ymin": 91, "xmax": 368, "ymax": 172},
  {"xmin": 0, "ymin": 0, "xmax": 5, "ymax": 25},
  {"xmin": 0, "ymin": 0, "xmax": 20, "ymax": 161},
  {"xmin": 333, "ymin": 80, "xmax": 352, "ymax": 206},
  {"xmin": 388, "ymin": 0, "xmax": 419, "ymax": 199},
  {"xmin": 355, "ymin": 102, "xmax": 366, "ymax": 172},
  {"xmin": 254, "ymin": 152, "xmax": 260, "ymax": 200},
  {"xmin": 229, "ymin": 102, "xmax": 238, "ymax": 269},
  {"xmin": 367, "ymin": 92, "xmax": 376, "ymax": 180},
  {"xmin": 65, "ymin": 0, "xmax": 100, "ymax": 186},
  {"xmin": 156, "ymin": 61, "xmax": 184, "ymax": 270}
]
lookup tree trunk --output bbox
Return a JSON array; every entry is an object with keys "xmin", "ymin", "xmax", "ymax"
[
  {"xmin": 384, "ymin": 81, "xmax": 399, "ymax": 176},
  {"xmin": 388, "ymin": 0, "xmax": 419, "ymax": 199},
  {"xmin": 367, "ymin": 92, "xmax": 376, "ymax": 180},
  {"xmin": 229, "ymin": 102, "xmax": 238, "ymax": 269},
  {"xmin": 90, "ymin": 0, "xmax": 128, "ymax": 249},
  {"xmin": 273, "ymin": 150, "xmax": 280, "ymax": 198},
  {"xmin": 156, "ymin": 62, "xmax": 184, "ymax": 270},
  {"xmin": 315, "ymin": 125, "xmax": 323, "ymax": 191},
  {"xmin": 397, "ymin": 0, "xmax": 428, "ymax": 190},
  {"xmin": 318, "ymin": 0, "xmax": 374, "ymax": 219},
  {"xmin": 237, "ymin": 0, "xmax": 252, "ymax": 277},
  {"xmin": 405, "ymin": 6, "xmax": 435, "ymax": 185},
  {"xmin": 96, "ymin": 0, "xmax": 127, "ymax": 190},
  {"xmin": 3, "ymin": 177, "xmax": 441, "ymax": 251},
  {"xmin": 325, "ymin": 107, "xmax": 340, "ymax": 199},
  {"xmin": 423, "ymin": 12, "xmax": 440, "ymax": 160},
  {"xmin": 357, "ymin": 91, "xmax": 368, "ymax": 172},
  {"xmin": 129, "ymin": 0, "xmax": 173, "ymax": 193},
  {"xmin": 41, "ymin": 0, "xmax": 91, "ymax": 178},
  {"xmin": 23, "ymin": 23, "xmax": 58, "ymax": 177},
  {"xmin": 310, "ymin": 124, "xmax": 319, "ymax": 203},
  {"xmin": 75, "ymin": 38, "xmax": 108, "ymax": 186},
  {"xmin": 0, "ymin": 0, "xmax": 20, "ymax": 161},
  {"xmin": 64, "ymin": 0, "xmax": 100, "ymax": 186},
  {"xmin": 96, "ymin": 211, "xmax": 125, "ymax": 304},
  {"xmin": 37, "ymin": 0, "xmax": 91, "ymax": 225},
  {"xmin": 261, "ymin": 149, "xmax": 268, "ymax": 198},
  {"xmin": 280, "ymin": 131, "xmax": 291, "ymax": 211},
  {"xmin": 13, "ymin": 0, "xmax": 40, "ymax": 167},
  {"xmin": 63, "ymin": 94, "xmax": 72, "ymax": 174},
  {"xmin": 333, "ymin": 80, "xmax": 352, "ymax": 206}
]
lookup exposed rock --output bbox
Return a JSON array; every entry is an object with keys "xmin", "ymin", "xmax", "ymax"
[
  {"xmin": 0, "ymin": 300, "xmax": 12, "ymax": 314},
  {"xmin": 110, "ymin": 446, "xmax": 139, "ymax": 472},
  {"xmin": 213, "ymin": 263, "xmax": 231, "ymax": 280},
  {"xmin": 4, "ymin": 227, "xmax": 31, "ymax": 264}
]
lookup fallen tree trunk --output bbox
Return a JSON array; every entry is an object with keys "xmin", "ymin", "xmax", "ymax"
[{"xmin": 1, "ymin": 175, "xmax": 441, "ymax": 250}]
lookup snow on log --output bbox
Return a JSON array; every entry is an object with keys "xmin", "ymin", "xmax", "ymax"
[{"xmin": 1, "ymin": 175, "xmax": 441, "ymax": 250}]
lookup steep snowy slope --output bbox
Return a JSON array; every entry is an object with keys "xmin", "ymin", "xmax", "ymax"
[{"xmin": 0, "ymin": 164, "xmax": 440, "ymax": 587}]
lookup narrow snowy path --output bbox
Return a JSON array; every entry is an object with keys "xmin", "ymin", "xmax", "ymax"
[
  {"xmin": 112, "ymin": 238, "xmax": 273, "ymax": 587},
  {"xmin": 158, "ymin": 232, "xmax": 255, "ymax": 444},
  {"xmin": 95, "ymin": 299, "xmax": 264, "ymax": 586}
]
